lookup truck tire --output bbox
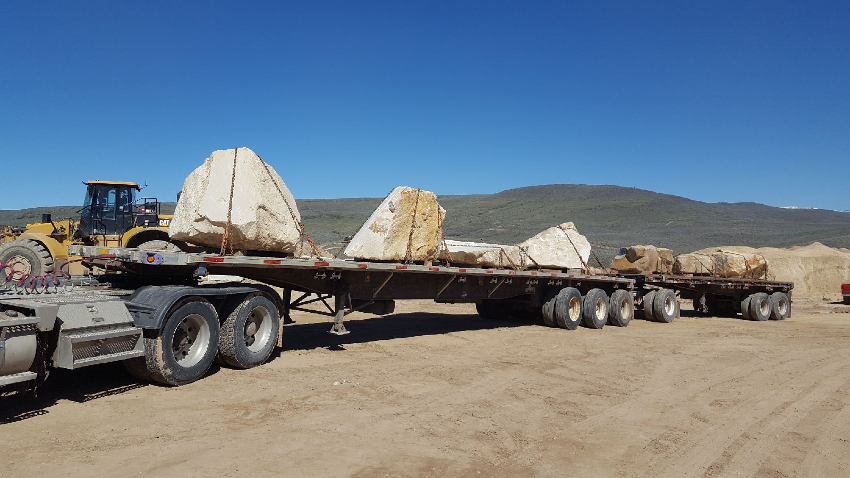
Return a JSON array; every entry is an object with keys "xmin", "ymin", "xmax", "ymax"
[
  {"xmin": 769, "ymin": 292, "xmax": 790, "ymax": 320},
  {"xmin": 144, "ymin": 298, "xmax": 220, "ymax": 386},
  {"xmin": 642, "ymin": 290, "xmax": 657, "ymax": 321},
  {"xmin": 123, "ymin": 357, "xmax": 153, "ymax": 382},
  {"xmin": 475, "ymin": 301, "xmax": 488, "ymax": 319},
  {"xmin": 608, "ymin": 289, "xmax": 634, "ymax": 327},
  {"xmin": 541, "ymin": 290, "xmax": 559, "ymax": 327},
  {"xmin": 582, "ymin": 288, "xmax": 608, "ymax": 329},
  {"xmin": 740, "ymin": 295, "xmax": 753, "ymax": 320},
  {"xmin": 0, "ymin": 239, "xmax": 55, "ymax": 277},
  {"xmin": 748, "ymin": 292, "xmax": 771, "ymax": 321},
  {"xmin": 218, "ymin": 294, "xmax": 280, "ymax": 369},
  {"xmin": 553, "ymin": 287, "xmax": 582, "ymax": 330},
  {"xmin": 652, "ymin": 289, "xmax": 678, "ymax": 323}
]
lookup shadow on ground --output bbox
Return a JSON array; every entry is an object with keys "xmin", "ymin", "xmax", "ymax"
[{"xmin": 2, "ymin": 311, "xmax": 529, "ymax": 423}]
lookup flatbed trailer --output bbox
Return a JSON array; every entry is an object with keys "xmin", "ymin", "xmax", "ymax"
[
  {"xmin": 1, "ymin": 245, "xmax": 796, "ymax": 396},
  {"xmin": 1, "ymin": 245, "xmax": 638, "ymax": 394}
]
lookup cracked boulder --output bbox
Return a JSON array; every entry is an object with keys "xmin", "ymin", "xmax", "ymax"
[
  {"xmin": 169, "ymin": 147, "xmax": 303, "ymax": 253},
  {"xmin": 343, "ymin": 186, "xmax": 445, "ymax": 262}
]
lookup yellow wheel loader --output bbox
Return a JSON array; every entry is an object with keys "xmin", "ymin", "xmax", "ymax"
[{"xmin": 0, "ymin": 180, "xmax": 180, "ymax": 276}]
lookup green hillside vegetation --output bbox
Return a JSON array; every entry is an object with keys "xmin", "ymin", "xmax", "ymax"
[{"xmin": 3, "ymin": 185, "xmax": 849, "ymax": 263}]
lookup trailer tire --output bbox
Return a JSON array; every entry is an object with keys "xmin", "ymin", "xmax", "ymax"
[
  {"xmin": 541, "ymin": 290, "xmax": 559, "ymax": 327},
  {"xmin": 608, "ymin": 289, "xmax": 633, "ymax": 327},
  {"xmin": 740, "ymin": 295, "xmax": 753, "ymax": 320},
  {"xmin": 642, "ymin": 290, "xmax": 657, "ymax": 321},
  {"xmin": 554, "ymin": 287, "xmax": 582, "ymax": 330},
  {"xmin": 218, "ymin": 294, "xmax": 280, "ymax": 369},
  {"xmin": 748, "ymin": 292, "xmax": 771, "ymax": 321},
  {"xmin": 582, "ymin": 288, "xmax": 608, "ymax": 329},
  {"xmin": 769, "ymin": 292, "xmax": 790, "ymax": 320},
  {"xmin": 145, "ymin": 298, "xmax": 220, "ymax": 386},
  {"xmin": 652, "ymin": 289, "xmax": 678, "ymax": 323}
]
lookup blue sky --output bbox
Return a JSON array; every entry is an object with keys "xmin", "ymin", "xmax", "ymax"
[{"xmin": 1, "ymin": 1, "xmax": 848, "ymax": 210}]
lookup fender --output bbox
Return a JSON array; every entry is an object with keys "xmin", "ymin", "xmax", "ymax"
[
  {"xmin": 124, "ymin": 283, "xmax": 283, "ymax": 330},
  {"xmin": 121, "ymin": 227, "xmax": 170, "ymax": 247}
]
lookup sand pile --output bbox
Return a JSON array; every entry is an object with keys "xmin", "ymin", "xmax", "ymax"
[{"xmin": 695, "ymin": 242, "xmax": 850, "ymax": 300}]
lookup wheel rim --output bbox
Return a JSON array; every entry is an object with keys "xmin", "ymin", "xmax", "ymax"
[
  {"xmin": 5, "ymin": 254, "xmax": 32, "ymax": 279},
  {"xmin": 244, "ymin": 306, "xmax": 273, "ymax": 353},
  {"xmin": 759, "ymin": 298, "xmax": 770, "ymax": 316},
  {"xmin": 171, "ymin": 313, "xmax": 210, "ymax": 367},
  {"xmin": 569, "ymin": 297, "xmax": 581, "ymax": 320},
  {"xmin": 595, "ymin": 297, "xmax": 607, "ymax": 320},
  {"xmin": 620, "ymin": 298, "xmax": 631, "ymax": 320},
  {"xmin": 663, "ymin": 296, "xmax": 675, "ymax": 316}
]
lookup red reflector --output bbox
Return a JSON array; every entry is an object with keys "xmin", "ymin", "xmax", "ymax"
[
  {"xmin": 204, "ymin": 257, "xmax": 224, "ymax": 262},
  {"xmin": 263, "ymin": 259, "xmax": 281, "ymax": 265},
  {"xmin": 551, "ymin": 273, "xmax": 557, "ymax": 277},
  {"xmin": 568, "ymin": 274, "xmax": 575, "ymax": 278},
  {"xmin": 459, "ymin": 269, "xmax": 467, "ymax": 273},
  {"xmin": 531, "ymin": 272, "xmax": 538, "ymax": 276},
  {"xmin": 396, "ymin": 265, "xmax": 407, "ymax": 270},
  {"xmin": 429, "ymin": 267, "xmax": 439, "ymax": 271},
  {"xmin": 315, "ymin": 261, "xmax": 330, "ymax": 267},
  {"xmin": 487, "ymin": 270, "xmax": 493, "ymax": 274},
  {"xmin": 509, "ymin": 271, "xmax": 517, "ymax": 275},
  {"xmin": 358, "ymin": 264, "xmax": 368, "ymax": 269}
]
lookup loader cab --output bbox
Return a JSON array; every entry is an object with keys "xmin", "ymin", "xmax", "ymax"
[{"xmin": 78, "ymin": 181, "xmax": 142, "ymax": 239}]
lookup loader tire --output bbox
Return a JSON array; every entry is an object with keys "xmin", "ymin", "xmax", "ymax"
[
  {"xmin": 144, "ymin": 298, "xmax": 220, "ymax": 386},
  {"xmin": 0, "ymin": 239, "xmax": 55, "ymax": 277}
]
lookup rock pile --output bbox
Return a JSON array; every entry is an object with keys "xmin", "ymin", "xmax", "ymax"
[
  {"xmin": 169, "ymin": 147, "xmax": 305, "ymax": 254},
  {"xmin": 343, "ymin": 186, "xmax": 445, "ymax": 262}
]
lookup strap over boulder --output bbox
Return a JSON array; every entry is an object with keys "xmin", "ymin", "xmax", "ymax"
[{"xmin": 169, "ymin": 147, "xmax": 307, "ymax": 254}]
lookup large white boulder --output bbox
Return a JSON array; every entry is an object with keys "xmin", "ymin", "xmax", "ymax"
[
  {"xmin": 517, "ymin": 222, "xmax": 591, "ymax": 270},
  {"xmin": 344, "ymin": 186, "xmax": 445, "ymax": 262},
  {"xmin": 443, "ymin": 240, "xmax": 522, "ymax": 268},
  {"xmin": 169, "ymin": 147, "xmax": 303, "ymax": 253}
]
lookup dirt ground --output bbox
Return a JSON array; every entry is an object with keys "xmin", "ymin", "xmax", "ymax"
[{"xmin": 3, "ymin": 298, "xmax": 850, "ymax": 478}]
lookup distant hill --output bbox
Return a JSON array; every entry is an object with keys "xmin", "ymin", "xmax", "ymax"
[{"xmin": 3, "ymin": 185, "xmax": 849, "ymax": 263}]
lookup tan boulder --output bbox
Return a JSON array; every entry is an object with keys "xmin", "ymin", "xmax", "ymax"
[
  {"xmin": 518, "ymin": 222, "xmax": 591, "ymax": 270},
  {"xmin": 343, "ymin": 186, "xmax": 445, "ymax": 262},
  {"xmin": 612, "ymin": 245, "xmax": 674, "ymax": 273},
  {"xmin": 169, "ymin": 147, "xmax": 304, "ymax": 253},
  {"xmin": 710, "ymin": 250, "xmax": 768, "ymax": 279},
  {"xmin": 673, "ymin": 253, "xmax": 716, "ymax": 275}
]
